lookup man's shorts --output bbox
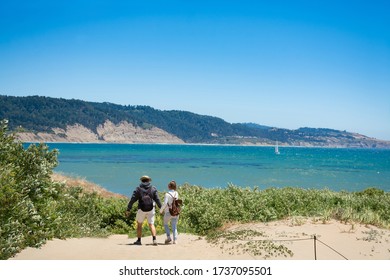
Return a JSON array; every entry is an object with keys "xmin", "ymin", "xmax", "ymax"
[{"xmin": 136, "ymin": 208, "xmax": 155, "ymax": 224}]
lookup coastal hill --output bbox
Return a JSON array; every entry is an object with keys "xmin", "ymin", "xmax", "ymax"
[{"xmin": 1, "ymin": 95, "xmax": 389, "ymax": 148}]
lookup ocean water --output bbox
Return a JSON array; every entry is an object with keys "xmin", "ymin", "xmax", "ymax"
[{"xmin": 39, "ymin": 143, "xmax": 390, "ymax": 196}]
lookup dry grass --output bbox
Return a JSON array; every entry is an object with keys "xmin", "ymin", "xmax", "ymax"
[{"xmin": 51, "ymin": 173, "xmax": 127, "ymax": 199}]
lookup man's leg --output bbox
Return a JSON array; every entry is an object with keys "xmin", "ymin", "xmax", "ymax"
[
  {"xmin": 149, "ymin": 223, "xmax": 157, "ymax": 237},
  {"xmin": 147, "ymin": 210, "xmax": 158, "ymax": 245},
  {"xmin": 133, "ymin": 210, "xmax": 144, "ymax": 245},
  {"xmin": 149, "ymin": 224, "xmax": 158, "ymax": 245},
  {"xmin": 137, "ymin": 222, "xmax": 143, "ymax": 238}
]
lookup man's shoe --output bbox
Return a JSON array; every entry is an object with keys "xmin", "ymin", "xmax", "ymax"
[
  {"xmin": 133, "ymin": 240, "xmax": 142, "ymax": 245},
  {"xmin": 165, "ymin": 238, "xmax": 172, "ymax": 244},
  {"xmin": 153, "ymin": 240, "xmax": 158, "ymax": 246}
]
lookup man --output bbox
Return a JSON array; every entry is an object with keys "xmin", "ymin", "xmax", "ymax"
[{"xmin": 126, "ymin": 175, "xmax": 162, "ymax": 245}]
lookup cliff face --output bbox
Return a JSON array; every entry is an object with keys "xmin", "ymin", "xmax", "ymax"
[
  {"xmin": 16, "ymin": 120, "xmax": 185, "ymax": 144},
  {"xmin": 15, "ymin": 120, "xmax": 390, "ymax": 147}
]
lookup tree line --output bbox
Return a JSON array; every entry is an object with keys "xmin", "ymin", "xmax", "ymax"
[{"xmin": 1, "ymin": 95, "xmax": 385, "ymax": 147}]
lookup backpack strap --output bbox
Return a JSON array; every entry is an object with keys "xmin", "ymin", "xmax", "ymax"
[
  {"xmin": 139, "ymin": 185, "xmax": 153, "ymax": 193},
  {"xmin": 137, "ymin": 186, "xmax": 150, "ymax": 197},
  {"xmin": 167, "ymin": 192, "xmax": 177, "ymax": 206},
  {"xmin": 167, "ymin": 192, "xmax": 177, "ymax": 199}
]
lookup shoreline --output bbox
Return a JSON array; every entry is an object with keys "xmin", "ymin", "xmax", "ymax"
[{"xmin": 23, "ymin": 141, "xmax": 390, "ymax": 149}]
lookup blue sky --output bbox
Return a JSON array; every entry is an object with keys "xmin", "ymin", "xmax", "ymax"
[{"xmin": 1, "ymin": 1, "xmax": 389, "ymax": 140}]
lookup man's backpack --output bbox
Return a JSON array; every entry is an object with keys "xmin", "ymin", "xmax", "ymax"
[
  {"xmin": 138, "ymin": 187, "xmax": 154, "ymax": 212},
  {"xmin": 168, "ymin": 193, "xmax": 182, "ymax": 216}
]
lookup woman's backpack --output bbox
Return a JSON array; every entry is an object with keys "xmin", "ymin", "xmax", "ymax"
[{"xmin": 168, "ymin": 193, "xmax": 182, "ymax": 216}]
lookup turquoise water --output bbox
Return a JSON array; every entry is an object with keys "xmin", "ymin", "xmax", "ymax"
[{"xmin": 40, "ymin": 143, "xmax": 390, "ymax": 196}]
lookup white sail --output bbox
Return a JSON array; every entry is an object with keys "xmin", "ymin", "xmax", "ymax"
[{"xmin": 275, "ymin": 141, "xmax": 280, "ymax": 154}]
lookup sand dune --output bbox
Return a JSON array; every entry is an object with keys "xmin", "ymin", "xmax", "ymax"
[{"xmin": 11, "ymin": 219, "xmax": 390, "ymax": 260}]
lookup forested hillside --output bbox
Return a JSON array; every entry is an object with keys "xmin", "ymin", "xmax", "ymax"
[
  {"xmin": 1, "ymin": 95, "xmax": 258, "ymax": 143},
  {"xmin": 1, "ymin": 95, "xmax": 389, "ymax": 147}
]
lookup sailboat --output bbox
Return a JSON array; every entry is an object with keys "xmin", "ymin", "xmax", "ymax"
[{"xmin": 275, "ymin": 141, "xmax": 280, "ymax": 155}]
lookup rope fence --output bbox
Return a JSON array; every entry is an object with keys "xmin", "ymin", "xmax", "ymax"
[{"xmin": 239, "ymin": 234, "xmax": 349, "ymax": 260}]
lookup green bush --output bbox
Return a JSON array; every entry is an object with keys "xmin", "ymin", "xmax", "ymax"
[
  {"xmin": 1, "ymin": 120, "xmax": 60, "ymax": 259},
  {"xmin": 177, "ymin": 184, "xmax": 390, "ymax": 235},
  {"xmin": 0, "ymin": 120, "xmax": 132, "ymax": 259}
]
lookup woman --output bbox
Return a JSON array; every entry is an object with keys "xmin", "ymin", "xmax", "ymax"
[{"xmin": 160, "ymin": 180, "xmax": 179, "ymax": 244}]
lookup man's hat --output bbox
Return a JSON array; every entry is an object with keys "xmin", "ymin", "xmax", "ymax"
[{"xmin": 140, "ymin": 175, "xmax": 151, "ymax": 181}]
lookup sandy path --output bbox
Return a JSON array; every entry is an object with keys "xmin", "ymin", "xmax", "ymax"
[{"xmin": 11, "ymin": 219, "xmax": 390, "ymax": 260}]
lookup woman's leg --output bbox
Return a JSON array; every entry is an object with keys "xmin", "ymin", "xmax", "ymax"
[
  {"xmin": 163, "ymin": 212, "xmax": 172, "ymax": 239},
  {"xmin": 171, "ymin": 216, "xmax": 178, "ymax": 241}
]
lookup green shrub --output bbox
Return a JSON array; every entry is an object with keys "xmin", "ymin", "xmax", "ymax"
[
  {"xmin": 0, "ymin": 120, "xmax": 132, "ymax": 259},
  {"xmin": 1, "ymin": 120, "xmax": 59, "ymax": 259},
  {"xmin": 177, "ymin": 184, "xmax": 390, "ymax": 235}
]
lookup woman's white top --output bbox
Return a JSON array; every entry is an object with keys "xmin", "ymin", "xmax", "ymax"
[{"xmin": 160, "ymin": 190, "xmax": 178, "ymax": 214}]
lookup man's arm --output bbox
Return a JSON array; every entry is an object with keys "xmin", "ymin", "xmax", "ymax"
[
  {"xmin": 153, "ymin": 187, "xmax": 162, "ymax": 209},
  {"xmin": 126, "ymin": 188, "xmax": 139, "ymax": 211}
]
